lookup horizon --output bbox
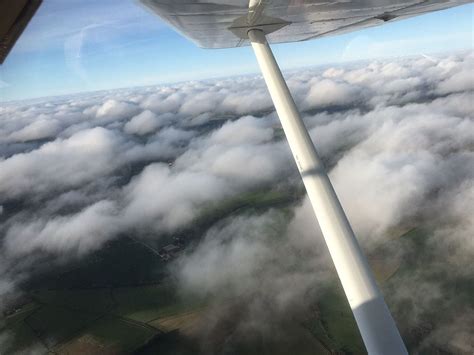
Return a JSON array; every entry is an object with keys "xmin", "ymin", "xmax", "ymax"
[
  {"xmin": 0, "ymin": 1, "xmax": 473, "ymax": 102},
  {"xmin": 1, "ymin": 48, "xmax": 470, "ymax": 105}
]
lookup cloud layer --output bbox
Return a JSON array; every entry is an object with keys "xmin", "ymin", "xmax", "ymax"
[{"xmin": 1, "ymin": 51, "xmax": 473, "ymax": 353}]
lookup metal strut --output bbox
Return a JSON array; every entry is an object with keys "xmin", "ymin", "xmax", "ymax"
[{"xmin": 248, "ymin": 29, "xmax": 408, "ymax": 355}]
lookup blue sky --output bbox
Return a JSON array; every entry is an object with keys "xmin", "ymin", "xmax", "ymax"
[{"xmin": 0, "ymin": 0, "xmax": 472, "ymax": 102}]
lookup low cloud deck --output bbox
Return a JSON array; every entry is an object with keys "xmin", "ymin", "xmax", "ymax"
[{"xmin": 140, "ymin": 0, "xmax": 471, "ymax": 49}]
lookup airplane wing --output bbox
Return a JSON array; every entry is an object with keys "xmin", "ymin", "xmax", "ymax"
[
  {"xmin": 0, "ymin": 0, "xmax": 42, "ymax": 64},
  {"xmin": 140, "ymin": 0, "xmax": 472, "ymax": 48}
]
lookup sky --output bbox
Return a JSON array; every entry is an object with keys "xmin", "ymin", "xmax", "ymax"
[{"xmin": 0, "ymin": 0, "xmax": 473, "ymax": 102}]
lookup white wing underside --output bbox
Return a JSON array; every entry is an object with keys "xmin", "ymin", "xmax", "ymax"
[{"xmin": 140, "ymin": 0, "xmax": 471, "ymax": 49}]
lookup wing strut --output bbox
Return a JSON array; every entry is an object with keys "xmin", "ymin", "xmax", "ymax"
[{"xmin": 248, "ymin": 28, "xmax": 408, "ymax": 355}]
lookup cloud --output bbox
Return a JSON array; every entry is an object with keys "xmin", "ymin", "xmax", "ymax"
[
  {"xmin": 174, "ymin": 116, "xmax": 291, "ymax": 187},
  {"xmin": 124, "ymin": 109, "xmax": 166, "ymax": 135},
  {"xmin": 0, "ymin": 277, "xmax": 15, "ymax": 311},
  {"xmin": 303, "ymin": 78, "xmax": 364, "ymax": 109},
  {"xmin": 123, "ymin": 126, "xmax": 195, "ymax": 162},
  {"xmin": 209, "ymin": 115, "xmax": 273, "ymax": 145},
  {"xmin": 8, "ymin": 117, "xmax": 61, "ymax": 142},
  {"xmin": 0, "ymin": 127, "xmax": 123, "ymax": 199},
  {"xmin": 177, "ymin": 211, "xmax": 329, "ymax": 300},
  {"xmin": 174, "ymin": 211, "xmax": 331, "ymax": 344},
  {"xmin": 140, "ymin": 90, "xmax": 184, "ymax": 114},
  {"xmin": 437, "ymin": 57, "xmax": 474, "ymax": 94},
  {"xmin": 95, "ymin": 99, "xmax": 140, "ymax": 121},
  {"xmin": 122, "ymin": 163, "xmax": 230, "ymax": 231},
  {"xmin": 421, "ymin": 310, "xmax": 474, "ymax": 353},
  {"xmin": 4, "ymin": 200, "xmax": 119, "ymax": 257}
]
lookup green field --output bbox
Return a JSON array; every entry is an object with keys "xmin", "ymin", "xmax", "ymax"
[
  {"xmin": 59, "ymin": 316, "xmax": 157, "ymax": 354},
  {"xmin": 112, "ymin": 284, "xmax": 205, "ymax": 323},
  {"xmin": 1, "ymin": 303, "xmax": 47, "ymax": 355}
]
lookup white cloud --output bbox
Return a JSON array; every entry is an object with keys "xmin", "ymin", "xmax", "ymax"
[
  {"xmin": 209, "ymin": 115, "xmax": 273, "ymax": 145},
  {"xmin": 124, "ymin": 109, "xmax": 164, "ymax": 135},
  {"xmin": 303, "ymin": 78, "xmax": 363, "ymax": 109},
  {"xmin": 95, "ymin": 99, "xmax": 139, "ymax": 121},
  {"xmin": 0, "ymin": 127, "xmax": 123, "ymax": 199},
  {"xmin": 123, "ymin": 164, "xmax": 229, "ymax": 231},
  {"xmin": 5, "ymin": 200, "xmax": 119, "ymax": 257},
  {"xmin": 175, "ymin": 211, "xmax": 331, "ymax": 327},
  {"xmin": 123, "ymin": 126, "xmax": 195, "ymax": 162},
  {"xmin": 8, "ymin": 117, "xmax": 61, "ymax": 142}
]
